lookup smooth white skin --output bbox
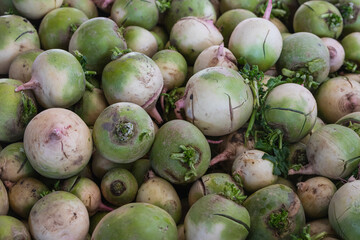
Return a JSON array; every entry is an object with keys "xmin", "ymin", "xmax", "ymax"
[
  {"xmin": 193, "ymin": 45, "xmax": 238, "ymax": 74},
  {"xmin": 232, "ymin": 150, "xmax": 278, "ymax": 193},
  {"xmin": 124, "ymin": 26, "xmax": 158, "ymax": 57},
  {"xmin": 29, "ymin": 191, "xmax": 89, "ymax": 240},
  {"xmin": 12, "ymin": 0, "xmax": 63, "ymax": 19},
  {"xmin": 321, "ymin": 37, "xmax": 345, "ymax": 73},
  {"xmin": 0, "ymin": 180, "xmax": 9, "ymax": 215},
  {"xmin": 24, "ymin": 108, "xmax": 93, "ymax": 179}
]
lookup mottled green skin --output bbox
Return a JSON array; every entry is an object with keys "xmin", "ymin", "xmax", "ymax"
[
  {"xmin": 150, "ymin": 120, "xmax": 211, "ymax": 184},
  {"xmin": 12, "ymin": 0, "xmax": 63, "ymax": 20},
  {"xmin": 93, "ymin": 102, "xmax": 155, "ymax": 163},
  {"xmin": 220, "ymin": 0, "xmax": 265, "ymax": 13},
  {"xmin": 0, "ymin": 15, "xmax": 40, "ymax": 74},
  {"xmin": 101, "ymin": 168, "xmax": 138, "ymax": 206},
  {"xmin": 216, "ymin": 9, "xmax": 256, "ymax": 46},
  {"xmin": 39, "ymin": 7, "xmax": 88, "ymax": 50},
  {"xmin": 9, "ymin": 49, "xmax": 43, "ymax": 83},
  {"xmin": 328, "ymin": 180, "xmax": 360, "ymax": 240},
  {"xmin": 185, "ymin": 194, "xmax": 250, "ymax": 240},
  {"xmin": 111, "ymin": 0, "xmax": 159, "ymax": 30},
  {"xmin": 92, "ymin": 203, "xmax": 178, "ymax": 240},
  {"xmin": 89, "ymin": 212, "xmax": 108, "ymax": 235},
  {"xmin": 243, "ymin": 184, "xmax": 306, "ymax": 240},
  {"xmin": 164, "ymin": 0, "xmax": 217, "ymax": 32},
  {"xmin": 0, "ymin": 215, "xmax": 31, "ymax": 239},
  {"xmin": 306, "ymin": 124, "xmax": 360, "ymax": 179},
  {"xmin": 31, "ymin": 49, "xmax": 86, "ymax": 108},
  {"xmin": 0, "ymin": 79, "xmax": 37, "ymax": 143},
  {"xmin": 276, "ymin": 32, "xmax": 330, "ymax": 83},
  {"xmin": 264, "ymin": 83, "xmax": 317, "ymax": 143},
  {"xmin": 0, "ymin": 0, "xmax": 19, "ymax": 15},
  {"xmin": 68, "ymin": 17, "xmax": 127, "ymax": 73},
  {"xmin": 131, "ymin": 158, "xmax": 151, "ymax": 186},
  {"xmin": 293, "ymin": 1, "xmax": 343, "ymax": 39},
  {"xmin": 8, "ymin": 177, "xmax": 49, "ymax": 218},
  {"xmin": 342, "ymin": 32, "xmax": 360, "ymax": 65},
  {"xmin": 0, "ymin": 180, "xmax": 9, "ymax": 215},
  {"xmin": 63, "ymin": 0, "xmax": 98, "ymax": 18},
  {"xmin": 73, "ymin": 88, "xmax": 109, "ymax": 126}
]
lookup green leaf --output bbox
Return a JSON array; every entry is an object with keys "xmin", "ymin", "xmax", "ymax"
[{"xmin": 263, "ymin": 147, "xmax": 290, "ymax": 177}]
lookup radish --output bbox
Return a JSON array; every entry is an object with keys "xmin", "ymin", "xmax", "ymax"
[
  {"xmin": 0, "ymin": 180, "xmax": 9, "ymax": 215},
  {"xmin": 321, "ymin": 37, "xmax": 345, "ymax": 73},
  {"xmin": 15, "ymin": 49, "xmax": 86, "ymax": 109},
  {"xmin": 23, "ymin": 108, "xmax": 93, "ymax": 179},
  {"xmin": 63, "ymin": 0, "xmax": 98, "ymax": 19},
  {"xmin": 12, "ymin": 0, "xmax": 63, "ymax": 20},
  {"xmin": 8, "ymin": 49, "xmax": 43, "ymax": 83},
  {"xmin": 0, "ymin": 216, "xmax": 31, "ymax": 239},
  {"xmin": 123, "ymin": 26, "xmax": 158, "ymax": 57}
]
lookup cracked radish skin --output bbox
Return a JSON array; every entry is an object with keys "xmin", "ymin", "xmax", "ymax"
[
  {"xmin": 23, "ymin": 108, "xmax": 93, "ymax": 179},
  {"xmin": 0, "ymin": 15, "xmax": 40, "ymax": 75},
  {"xmin": 175, "ymin": 66, "xmax": 253, "ymax": 137},
  {"xmin": 264, "ymin": 83, "xmax": 317, "ymax": 143}
]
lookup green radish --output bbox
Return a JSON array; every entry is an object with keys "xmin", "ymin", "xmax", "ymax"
[
  {"xmin": 12, "ymin": 0, "xmax": 63, "ymax": 20},
  {"xmin": 8, "ymin": 49, "xmax": 43, "ymax": 83},
  {"xmin": 63, "ymin": 0, "xmax": 98, "ymax": 18},
  {"xmin": 123, "ymin": 26, "xmax": 158, "ymax": 57},
  {"xmin": 15, "ymin": 49, "xmax": 86, "ymax": 108},
  {"xmin": 0, "ymin": 215, "xmax": 31, "ymax": 239}
]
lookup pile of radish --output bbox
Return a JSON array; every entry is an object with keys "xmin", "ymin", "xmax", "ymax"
[{"xmin": 2, "ymin": 0, "xmax": 360, "ymax": 239}]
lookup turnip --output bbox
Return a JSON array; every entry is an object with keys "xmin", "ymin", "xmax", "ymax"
[
  {"xmin": 15, "ymin": 49, "xmax": 86, "ymax": 109},
  {"xmin": 89, "ymin": 211, "xmax": 108, "ymax": 235},
  {"xmin": 193, "ymin": 44, "xmax": 238, "ymax": 74},
  {"xmin": 293, "ymin": 1, "xmax": 343, "ymax": 38},
  {"xmin": 321, "ymin": 37, "xmax": 345, "ymax": 73},
  {"xmin": 39, "ymin": 7, "xmax": 89, "ymax": 50},
  {"xmin": 0, "ymin": 79, "xmax": 37, "ymax": 143},
  {"xmin": 219, "ymin": 0, "xmax": 265, "ymax": 13},
  {"xmin": 184, "ymin": 194, "xmax": 251, "ymax": 240},
  {"xmin": 270, "ymin": 17, "xmax": 290, "ymax": 33},
  {"xmin": 169, "ymin": 17, "xmax": 223, "ymax": 65},
  {"xmin": 8, "ymin": 49, "xmax": 43, "ymax": 83},
  {"xmin": 150, "ymin": 120, "xmax": 211, "ymax": 184},
  {"xmin": 111, "ymin": 0, "xmax": 159, "ymax": 30},
  {"xmin": 296, "ymin": 176, "xmax": 337, "ymax": 219},
  {"xmin": 232, "ymin": 150, "xmax": 278, "ymax": 192},
  {"xmin": 188, "ymin": 173, "xmax": 245, "ymax": 206},
  {"xmin": 328, "ymin": 180, "xmax": 360, "ymax": 240},
  {"xmin": 174, "ymin": 67, "xmax": 253, "ymax": 136},
  {"xmin": 136, "ymin": 175, "xmax": 182, "ymax": 223},
  {"xmin": 152, "ymin": 49, "xmax": 187, "ymax": 111},
  {"xmin": 243, "ymin": 184, "xmax": 306, "ymax": 240},
  {"xmin": 228, "ymin": 1, "xmax": 283, "ymax": 72},
  {"xmin": 215, "ymin": 9, "xmax": 257, "ymax": 46},
  {"xmin": 341, "ymin": 32, "xmax": 360, "ymax": 68},
  {"xmin": 63, "ymin": 0, "xmax": 98, "ymax": 18},
  {"xmin": 163, "ymin": 0, "xmax": 217, "ymax": 32},
  {"xmin": 29, "ymin": 191, "xmax": 89, "ymax": 240},
  {"xmin": 91, "ymin": 202, "xmax": 178, "ymax": 240},
  {"xmin": 91, "ymin": 151, "xmax": 133, "ymax": 180},
  {"xmin": 23, "ymin": 108, "xmax": 93, "ymax": 179},
  {"xmin": 308, "ymin": 219, "xmax": 339, "ymax": 239},
  {"xmin": 73, "ymin": 87, "xmax": 109, "ymax": 126},
  {"xmin": 316, "ymin": 76, "xmax": 360, "ymax": 123},
  {"xmin": 0, "ymin": 142, "xmax": 36, "ymax": 184},
  {"xmin": 61, "ymin": 176, "xmax": 113, "ymax": 216},
  {"xmin": 0, "ymin": 15, "xmax": 40, "ymax": 75},
  {"xmin": 131, "ymin": 158, "xmax": 151, "ymax": 186},
  {"xmin": 12, "ymin": 0, "xmax": 63, "ymax": 20},
  {"xmin": 0, "ymin": 180, "xmax": 9, "ymax": 215},
  {"xmin": 68, "ymin": 17, "xmax": 127, "ymax": 73},
  {"xmin": 101, "ymin": 168, "xmax": 138, "ymax": 207},
  {"xmin": 150, "ymin": 26, "xmax": 168, "ymax": 51},
  {"xmin": 8, "ymin": 177, "xmax": 49, "ymax": 219},
  {"xmin": 276, "ymin": 32, "xmax": 330, "ymax": 83},
  {"xmin": 101, "ymin": 52, "xmax": 164, "ymax": 123},
  {"xmin": 264, "ymin": 83, "xmax": 318, "ymax": 143},
  {"xmin": 92, "ymin": 102, "xmax": 155, "ymax": 163},
  {"xmin": 123, "ymin": 26, "xmax": 158, "ymax": 57},
  {"xmin": 289, "ymin": 124, "xmax": 360, "ymax": 179},
  {"xmin": 0, "ymin": 215, "xmax": 31, "ymax": 239}
]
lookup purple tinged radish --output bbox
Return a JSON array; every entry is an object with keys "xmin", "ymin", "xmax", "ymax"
[
  {"xmin": 193, "ymin": 44, "xmax": 238, "ymax": 74},
  {"xmin": 8, "ymin": 49, "xmax": 43, "ymax": 83},
  {"xmin": 102, "ymin": 52, "xmax": 164, "ymax": 124},
  {"xmin": 169, "ymin": 17, "xmax": 224, "ymax": 65},
  {"xmin": 12, "ymin": 0, "xmax": 63, "ymax": 20},
  {"xmin": 0, "ymin": 180, "xmax": 9, "ymax": 215},
  {"xmin": 23, "ymin": 108, "xmax": 93, "ymax": 179},
  {"xmin": 0, "ymin": 15, "xmax": 40, "ymax": 75},
  {"xmin": 123, "ymin": 26, "xmax": 158, "ymax": 57},
  {"xmin": 29, "ymin": 191, "xmax": 89, "ymax": 240},
  {"xmin": 289, "ymin": 124, "xmax": 360, "ymax": 179},
  {"xmin": 175, "ymin": 67, "xmax": 253, "ymax": 137},
  {"xmin": 321, "ymin": 37, "xmax": 345, "ymax": 73},
  {"xmin": 92, "ymin": 102, "xmax": 156, "ymax": 163},
  {"xmin": 15, "ymin": 49, "xmax": 86, "ymax": 109}
]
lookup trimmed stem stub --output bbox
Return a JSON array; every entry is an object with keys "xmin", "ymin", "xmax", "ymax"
[
  {"xmin": 170, "ymin": 145, "xmax": 200, "ymax": 181},
  {"xmin": 114, "ymin": 122, "xmax": 134, "ymax": 142},
  {"xmin": 110, "ymin": 180, "xmax": 126, "ymax": 196}
]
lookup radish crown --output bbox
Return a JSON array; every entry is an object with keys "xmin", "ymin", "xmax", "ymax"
[{"xmin": 170, "ymin": 145, "xmax": 199, "ymax": 181}]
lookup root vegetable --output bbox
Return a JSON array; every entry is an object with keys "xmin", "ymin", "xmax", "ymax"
[
  {"xmin": 123, "ymin": 26, "xmax": 158, "ymax": 57},
  {"xmin": 12, "ymin": 0, "xmax": 63, "ymax": 20},
  {"xmin": 8, "ymin": 49, "xmax": 43, "ymax": 83},
  {"xmin": 0, "ymin": 215, "xmax": 31, "ymax": 239},
  {"xmin": 321, "ymin": 37, "xmax": 345, "ymax": 73},
  {"xmin": 0, "ymin": 180, "xmax": 9, "ymax": 215},
  {"xmin": 63, "ymin": 0, "xmax": 98, "ymax": 19}
]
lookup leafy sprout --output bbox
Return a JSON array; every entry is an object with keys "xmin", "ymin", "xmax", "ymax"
[
  {"xmin": 268, "ymin": 208, "xmax": 289, "ymax": 235},
  {"xmin": 170, "ymin": 145, "xmax": 199, "ymax": 181},
  {"xmin": 291, "ymin": 225, "xmax": 327, "ymax": 240},
  {"xmin": 219, "ymin": 182, "xmax": 247, "ymax": 204}
]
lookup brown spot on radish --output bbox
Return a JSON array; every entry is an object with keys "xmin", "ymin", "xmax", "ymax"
[
  {"xmin": 73, "ymin": 156, "xmax": 83, "ymax": 165},
  {"xmin": 110, "ymin": 180, "xmax": 126, "ymax": 196},
  {"xmin": 164, "ymin": 169, "xmax": 181, "ymax": 182}
]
